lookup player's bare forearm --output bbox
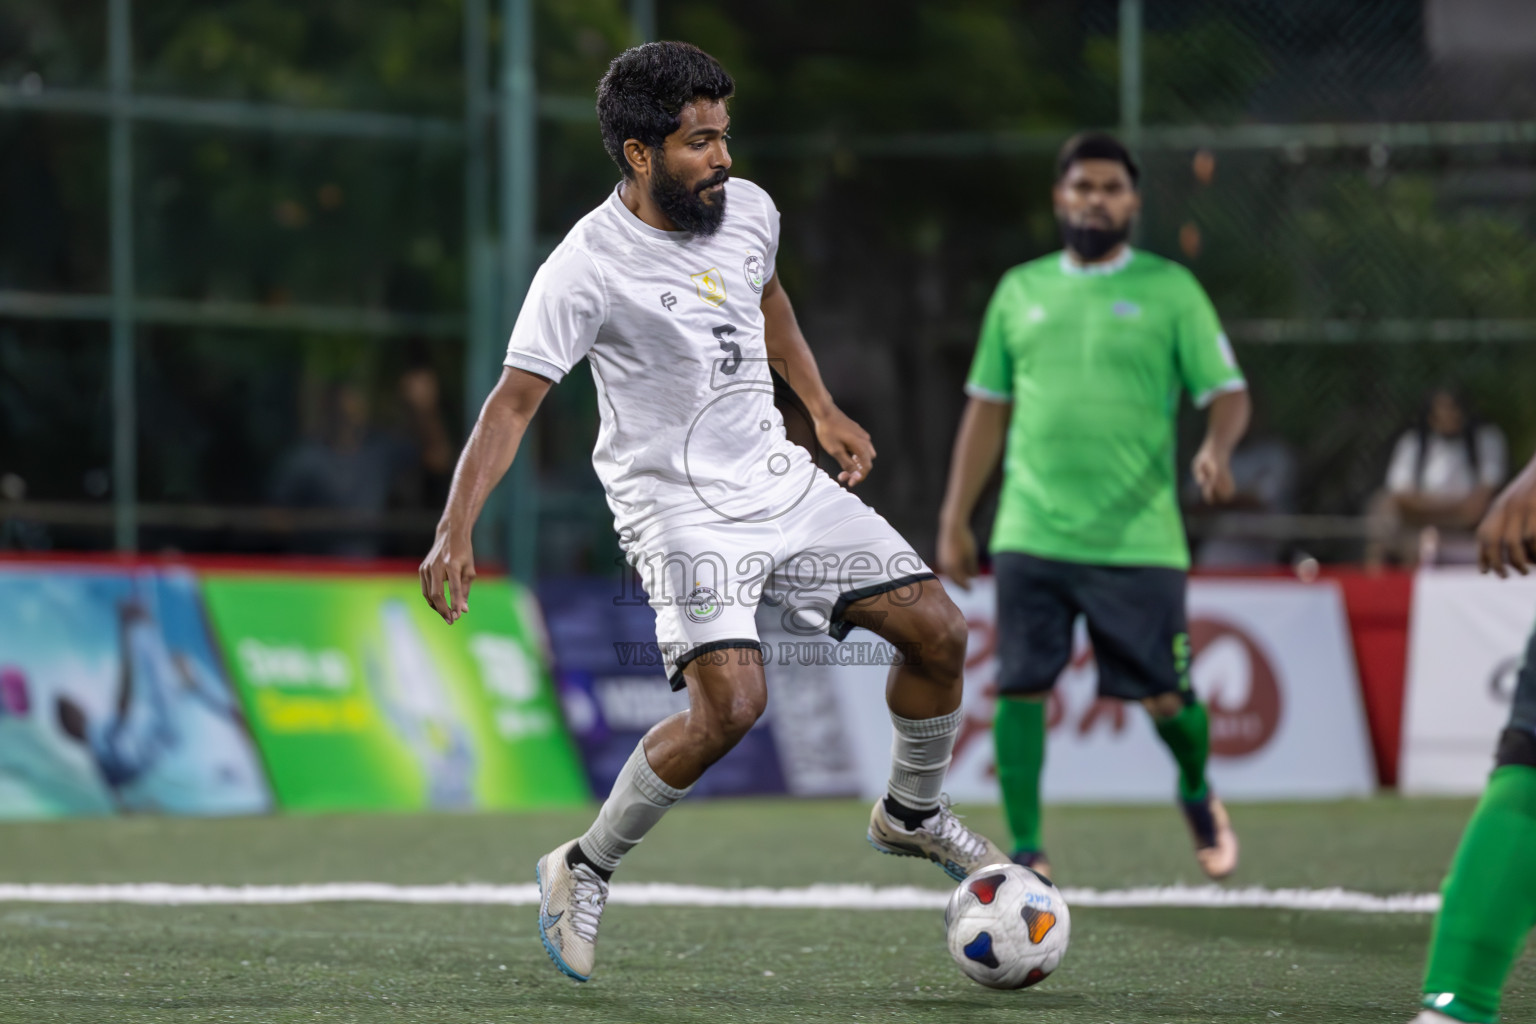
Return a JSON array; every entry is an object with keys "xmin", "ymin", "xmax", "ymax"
[
  {"xmin": 760, "ymin": 274, "xmax": 835, "ymax": 420},
  {"xmin": 939, "ymin": 397, "xmax": 1010, "ymax": 530},
  {"xmin": 760, "ymin": 274, "xmax": 876, "ymax": 485},
  {"xmin": 936, "ymin": 396, "xmax": 1010, "ymax": 587},
  {"xmin": 1201, "ymin": 388, "xmax": 1251, "ymax": 459},
  {"xmin": 1192, "ymin": 389, "xmax": 1250, "ymax": 504},
  {"xmin": 421, "ymin": 366, "xmax": 550, "ymax": 623}
]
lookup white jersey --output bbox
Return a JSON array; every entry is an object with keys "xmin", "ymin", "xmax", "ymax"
[{"xmin": 504, "ymin": 178, "xmax": 817, "ymax": 537}]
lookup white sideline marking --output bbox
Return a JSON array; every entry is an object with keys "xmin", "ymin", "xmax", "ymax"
[{"xmin": 0, "ymin": 882, "xmax": 1440, "ymax": 914}]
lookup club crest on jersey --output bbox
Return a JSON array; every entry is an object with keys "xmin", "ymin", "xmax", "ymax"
[
  {"xmin": 742, "ymin": 253, "xmax": 765, "ymax": 293},
  {"xmin": 684, "ymin": 583, "xmax": 724, "ymax": 623},
  {"xmin": 690, "ymin": 268, "xmax": 727, "ymax": 308}
]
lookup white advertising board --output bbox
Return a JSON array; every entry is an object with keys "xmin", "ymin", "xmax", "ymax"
[
  {"xmin": 1400, "ymin": 569, "xmax": 1536, "ymax": 795},
  {"xmin": 797, "ymin": 576, "xmax": 1375, "ymax": 805}
]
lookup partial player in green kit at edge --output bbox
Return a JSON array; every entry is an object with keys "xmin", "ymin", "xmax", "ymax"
[
  {"xmin": 937, "ymin": 132, "xmax": 1251, "ymax": 882},
  {"xmin": 1413, "ymin": 451, "xmax": 1536, "ymax": 1024}
]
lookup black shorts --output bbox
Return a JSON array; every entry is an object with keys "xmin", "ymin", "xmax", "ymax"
[
  {"xmin": 994, "ymin": 551, "xmax": 1192, "ymax": 703},
  {"xmin": 1505, "ymin": 622, "xmax": 1536, "ymax": 738}
]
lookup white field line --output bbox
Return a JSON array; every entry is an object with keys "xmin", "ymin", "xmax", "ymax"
[{"xmin": 0, "ymin": 882, "xmax": 1440, "ymax": 914}]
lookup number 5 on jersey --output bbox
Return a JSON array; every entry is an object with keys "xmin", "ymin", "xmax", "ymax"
[{"xmin": 712, "ymin": 323, "xmax": 741, "ymax": 375}]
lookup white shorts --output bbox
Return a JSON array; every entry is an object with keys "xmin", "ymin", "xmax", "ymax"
[{"xmin": 621, "ymin": 471, "xmax": 935, "ymax": 689}]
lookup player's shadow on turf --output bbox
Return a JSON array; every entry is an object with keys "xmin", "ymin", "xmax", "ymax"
[
  {"xmin": 532, "ymin": 991, "xmax": 691, "ymax": 1022},
  {"xmin": 926, "ymin": 993, "xmax": 1089, "ymax": 1011},
  {"xmin": 533, "ymin": 989, "xmax": 1089, "ymax": 1019},
  {"xmin": 1141, "ymin": 905, "xmax": 1427, "ymax": 956}
]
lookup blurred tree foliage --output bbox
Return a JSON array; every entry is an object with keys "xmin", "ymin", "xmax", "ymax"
[{"xmin": 1, "ymin": 0, "xmax": 1533, "ymax": 561}]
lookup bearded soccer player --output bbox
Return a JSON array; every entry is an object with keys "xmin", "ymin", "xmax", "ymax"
[
  {"xmin": 936, "ymin": 133, "xmax": 1250, "ymax": 881},
  {"xmin": 419, "ymin": 42, "xmax": 1006, "ymax": 983},
  {"xmin": 1413, "ymin": 453, "xmax": 1536, "ymax": 1024}
]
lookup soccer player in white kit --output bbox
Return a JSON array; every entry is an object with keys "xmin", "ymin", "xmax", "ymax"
[{"xmin": 419, "ymin": 41, "xmax": 1006, "ymax": 982}]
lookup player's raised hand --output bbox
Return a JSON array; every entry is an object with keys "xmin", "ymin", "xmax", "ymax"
[
  {"xmin": 1477, "ymin": 458, "xmax": 1536, "ymax": 578},
  {"xmin": 815, "ymin": 407, "xmax": 876, "ymax": 487},
  {"xmin": 1191, "ymin": 441, "xmax": 1236, "ymax": 505},
  {"xmin": 937, "ymin": 520, "xmax": 979, "ymax": 591},
  {"xmin": 420, "ymin": 529, "xmax": 476, "ymax": 624}
]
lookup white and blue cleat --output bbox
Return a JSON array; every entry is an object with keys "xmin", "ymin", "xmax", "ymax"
[
  {"xmin": 536, "ymin": 839, "xmax": 609, "ymax": 982},
  {"xmin": 866, "ymin": 797, "xmax": 1009, "ymax": 882}
]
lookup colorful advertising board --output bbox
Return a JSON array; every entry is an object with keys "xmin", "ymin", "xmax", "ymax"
[
  {"xmin": 0, "ymin": 566, "xmax": 271, "ymax": 819},
  {"xmin": 200, "ymin": 574, "xmax": 588, "ymax": 812}
]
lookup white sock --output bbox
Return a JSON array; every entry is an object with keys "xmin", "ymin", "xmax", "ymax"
[
  {"xmin": 576, "ymin": 741, "xmax": 691, "ymax": 873},
  {"xmin": 886, "ymin": 707, "xmax": 963, "ymax": 814}
]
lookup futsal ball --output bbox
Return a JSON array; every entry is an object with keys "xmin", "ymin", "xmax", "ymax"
[{"xmin": 944, "ymin": 863, "xmax": 1071, "ymax": 989}]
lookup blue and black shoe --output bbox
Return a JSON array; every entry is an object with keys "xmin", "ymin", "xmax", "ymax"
[{"xmin": 1009, "ymin": 848, "xmax": 1053, "ymax": 883}]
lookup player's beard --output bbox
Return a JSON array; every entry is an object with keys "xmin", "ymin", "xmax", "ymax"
[
  {"xmin": 651, "ymin": 152, "xmax": 728, "ymax": 237},
  {"xmin": 1057, "ymin": 216, "xmax": 1130, "ymax": 262}
]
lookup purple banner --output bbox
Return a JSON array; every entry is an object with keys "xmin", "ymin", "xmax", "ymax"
[{"xmin": 538, "ymin": 578, "xmax": 788, "ymax": 800}]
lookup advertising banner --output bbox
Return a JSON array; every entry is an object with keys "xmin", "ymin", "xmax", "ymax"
[
  {"xmin": 758, "ymin": 616, "xmax": 871, "ymax": 799},
  {"xmin": 821, "ymin": 576, "xmax": 1375, "ymax": 804},
  {"xmin": 541, "ymin": 578, "xmax": 795, "ymax": 799},
  {"xmin": 0, "ymin": 566, "xmax": 271, "ymax": 819},
  {"xmin": 201, "ymin": 574, "xmax": 588, "ymax": 812},
  {"xmin": 1400, "ymin": 569, "xmax": 1536, "ymax": 795}
]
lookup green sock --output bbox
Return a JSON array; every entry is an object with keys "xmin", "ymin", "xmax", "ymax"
[
  {"xmin": 1153, "ymin": 701, "xmax": 1210, "ymax": 803},
  {"xmin": 993, "ymin": 697, "xmax": 1046, "ymax": 853},
  {"xmin": 1422, "ymin": 764, "xmax": 1536, "ymax": 1023}
]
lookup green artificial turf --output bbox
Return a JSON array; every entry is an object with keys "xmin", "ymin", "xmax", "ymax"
[{"xmin": 3, "ymin": 797, "xmax": 1534, "ymax": 1023}]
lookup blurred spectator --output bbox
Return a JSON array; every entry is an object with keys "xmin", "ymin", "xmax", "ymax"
[
  {"xmin": 1367, "ymin": 388, "xmax": 1507, "ymax": 568},
  {"xmin": 268, "ymin": 364, "xmax": 452, "ymax": 557},
  {"xmin": 390, "ymin": 361, "xmax": 456, "ymax": 512}
]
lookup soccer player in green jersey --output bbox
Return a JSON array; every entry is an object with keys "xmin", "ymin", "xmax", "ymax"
[
  {"xmin": 937, "ymin": 133, "xmax": 1251, "ymax": 880},
  {"xmin": 1413, "ymin": 452, "xmax": 1536, "ymax": 1024}
]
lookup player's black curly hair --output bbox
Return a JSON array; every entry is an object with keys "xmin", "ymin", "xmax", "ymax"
[
  {"xmin": 596, "ymin": 41, "xmax": 734, "ymax": 180},
  {"xmin": 1056, "ymin": 131, "xmax": 1140, "ymax": 186}
]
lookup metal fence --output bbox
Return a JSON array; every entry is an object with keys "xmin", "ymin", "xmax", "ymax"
[
  {"xmin": 0, "ymin": 0, "xmax": 644, "ymax": 578},
  {"xmin": 729, "ymin": 0, "xmax": 1536, "ymax": 566},
  {"xmin": 3, "ymin": 0, "xmax": 1534, "ymax": 573}
]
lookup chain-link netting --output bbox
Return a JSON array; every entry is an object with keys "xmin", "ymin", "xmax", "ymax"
[
  {"xmin": 722, "ymin": 0, "xmax": 1536, "ymax": 564},
  {"xmin": 1125, "ymin": 0, "xmax": 1536, "ymax": 555},
  {"xmin": 3, "ymin": 0, "xmax": 1533, "ymax": 566}
]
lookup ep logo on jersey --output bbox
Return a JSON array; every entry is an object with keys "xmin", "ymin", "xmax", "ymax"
[{"xmin": 690, "ymin": 268, "xmax": 727, "ymax": 308}]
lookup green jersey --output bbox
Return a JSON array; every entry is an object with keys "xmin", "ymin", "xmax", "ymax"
[{"xmin": 965, "ymin": 247, "xmax": 1245, "ymax": 570}]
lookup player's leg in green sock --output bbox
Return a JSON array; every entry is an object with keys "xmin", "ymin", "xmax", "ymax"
[
  {"xmin": 1150, "ymin": 698, "xmax": 1210, "ymax": 803},
  {"xmin": 993, "ymin": 696, "xmax": 1046, "ymax": 854},
  {"xmin": 1422, "ymin": 735, "xmax": 1536, "ymax": 1024}
]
